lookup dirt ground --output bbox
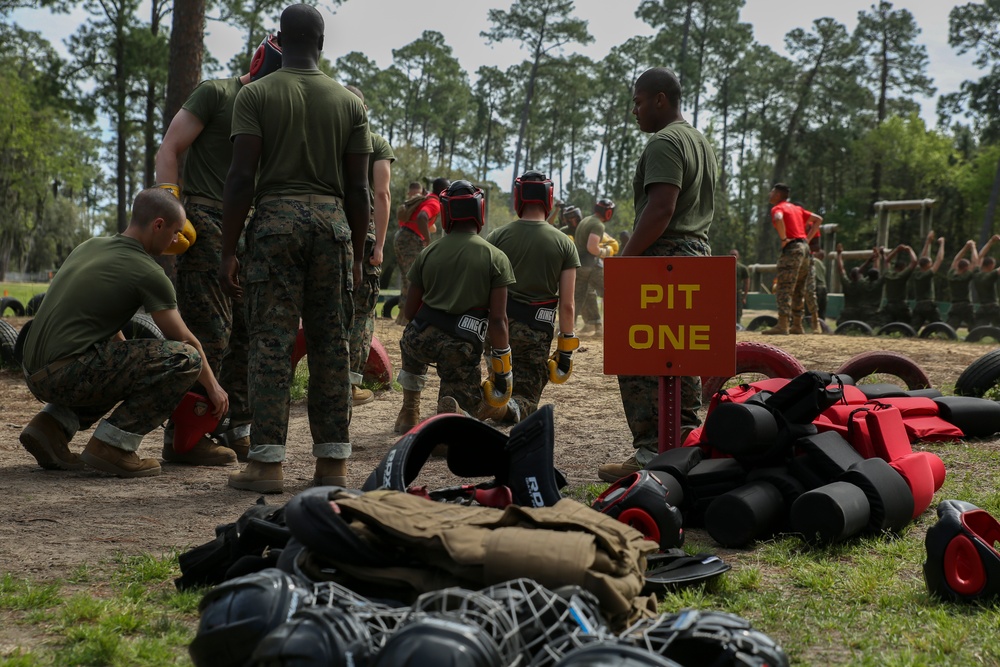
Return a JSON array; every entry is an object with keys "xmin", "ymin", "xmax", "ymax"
[{"xmin": 0, "ymin": 310, "xmax": 993, "ymax": 599}]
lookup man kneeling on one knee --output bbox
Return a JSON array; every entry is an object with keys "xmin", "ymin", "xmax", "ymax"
[{"xmin": 19, "ymin": 188, "xmax": 229, "ymax": 478}]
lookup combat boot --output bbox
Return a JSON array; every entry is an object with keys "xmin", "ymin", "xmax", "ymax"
[
  {"xmin": 475, "ymin": 400, "xmax": 508, "ymax": 422},
  {"xmin": 20, "ymin": 411, "xmax": 83, "ymax": 471},
  {"xmin": 81, "ymin": 436, "xmax": 161, "ymax": 478},
  {"xmin": 597, "ymin": 455, "xmax": 642, "ymax": 483},
  {"xmin": 352, "ymin": 385, "xmax": 375, "ymax": 406},
  {"xmin": 162, "ymin": 436, "xmax": 237, "ymax": 466},
  {"xmin": 811, "ymin": 314, "xmax": 822, "ymax": 333},
  {"xmin": 579, "ymin": 322, "xmax": 596, "ymax": 336},
  {"xmin": 394, "ymin": 389, "xmax": 421, "ymax": 434},
  {"xmin": 227, "ymin": 435, "xmax": 250, "ymax": 462},
  {"xmin": 762, "ymin": 313, "xmax": 790, "ymax": 335},
  {"xmin": 314, "ymin": 457, "xmax": 347, "ymax": 487},
  {"xmin": 590, "ymin": 322, "xmax": 604, "ymax": 337},
  {"xmin": 789, "ymin": 314, "xmax": 805, "ymax": 335},
  {"xmin": 228, "ymin": 460, "xmax": 283, "ymax": 493}
]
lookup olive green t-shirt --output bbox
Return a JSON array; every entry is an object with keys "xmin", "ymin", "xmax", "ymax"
[
  {"xmin": 632, "ymin": 120, "xmax": 717, "ymax": 242},
  {"xmin": 231, "ymin": 68, "xmax": 372, "ymax": 201},
  {"xmin": 408, "ymin": 232, "xmax": 515, "ymax": 315},
  {"xmin": 812, "ymin": 258, "xmax": 826, "ymax": 289},
  {"xmin": 574, "ymin": 215, "xmax": 605, "ymax": 268},
  {"xmin": 843, "ymin": 279, "xmax": 863, "ymax": 308},
  {"xmin": 367, "ymin": 133, "xmax": 395, "ymax": 234},
  {"xmin": 736, "ymin": 262, "xmax": 749, "ymax": 293},
  {"xmin": 972, "ymin": 267, "xmax": 999, "ymax": 305},
  {"xmin": 486, "ymin": 219, "xmax": 580, "ymax": 303},
  {"xmin": 948, "ymin": 268, "xmax": 973, "ymax": 303},
  {"xmin": 911, "ymin": 268, "xmax": 935, "ymax": 301},
  {"xmin": 181, "ymin": 77, "xmax": 242, "ymax": 201},
  {"xmin": 23, "ymin": 236, "xmax": 176, "ymax": 372},
  {"xmin": 883, "ymin": 266, "xmax": 913, "ymax": 303},
  {"xmin": 861, "ymin": 277, "xmax": 883, "ymax": 309}
]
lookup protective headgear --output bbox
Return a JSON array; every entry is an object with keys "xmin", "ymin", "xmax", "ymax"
[
  {"xmin": 554, "ymin": 644, "xmax": 683, "ymax": 666},
  {"xmin": 409, "ymin": 588, "xmax": 521, "ymax": 664},
  {"xmin": 621, "ymin": 609, "xmax": 790, "ymax": 667},
  {"xmin": 248, "ymin": 607, "xmax": 371, "ymax": 667},
  {"xmin": 591, "ymin": 470, "xmax": 684, "ymax": 550},
  {"xmin": 563, "ymin": 206, "xmax": 583, "ymax": 224},
  {"xmin": 249, "ymin": 33, "xmax": 282, "ymax": 82},
  {"xmin": 440, "ymin": 180, "xmax": 485, "ymax": 233},
  {"xmin": 595, "ymin": 198, "xmax": 615, "ymax": 222},
  {"xmin": 189, "ymin": 568, "xmax": 313, "ymax": 667},
  {"xmin": 170, "ymin": 391, "xmax": 221, "ymax": 454},
  {"xmin": 371, "ymin": 617, "xmax": 503, "ymax": 667},
  {"xmin": 924, "ymin": 499, "xmax": 1000, "ymax": 602},
  {"xmin": 513, "ymin": 171, "xmax": 553, "ymax": 218}
]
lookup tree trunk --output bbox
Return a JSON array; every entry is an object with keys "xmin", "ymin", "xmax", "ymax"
[
  {"xmin": 871, "ymin": 32, "xmax": 890, "ymax": 209},
  {"xmin": 511, "ymin": 54, "xmax": 542, "ymax": 199},
  {"xmin": 569, "ymin": 122, "xmax": 576, "ymax": 195},
  {"xmin": 115, "ymin": 22, "xmax": 127, "ymax": 233},
  {"xmin": 143, "ymin": 0, "xmax": 162, "ymax": 188},
  {"xmin": 678, "ymin": 1, "xmax": 692, "ymax": 88},
  {"xmin": 772, "ymin": 46, "xmax": 826, "ymax": 185},
  {"xmin": 481, "ymin": 118, "xmax": 493, "ymax": 181},
  {"xmin": 692, "ymin": 2, "xmax": 710, "ymax": 128},
  {"xmin": 979, "ymin": 153, "xmax": 1000, "ymax": 247},
  {"xmin": 165, "ymin": 0, "xmax": 205, "ymax": 127}
]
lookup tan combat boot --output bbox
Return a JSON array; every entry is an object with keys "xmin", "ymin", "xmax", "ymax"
[
  {"xmin": 227, "ymin": 435, "xmax": 250, "ymax": 462},
  {"xmin": 811, "ymin": 313, "xmax": 822, "ymax": 333},
  {"xmin": 81, "ymin": 436, "xmax": 161, "ymax": 477},
  {"xmin": 314, "ymin": 457, "xmax": 348, "ymax": 487},
  {"xmin": 762, "ymin": 314, "xmax": 790, "ymax": 335},
  {"xmin": 20, "ymin": 411, "xmax": 83, "ymax": 471},
  {"xmin": 394, "ymin": 389, "xmax": 422, "ymax": 434},
  {"xmin": 162, "ymin": 435, "xmax": 237, "ymax": 466},
  {"xmin": 352, "ymin": 385, "xmax": 375, "ymax": 406},
  {"xmin": 597, "ymin": 455, "xmax": 642, "ymax": 483},
  {"xmin": 228, "ymin": 460, "xmax": 283, "ymax": 493},
  {"xmin": 579, "ymin": 322, "xmax": 596, "ymax": 336},
  {"xmin": 789, "ymin": 314, "xmax": 805, "ymax": 335},
  {"xmin": 475, "ymin": 400, "xmax": 508, "ymax": 422}
]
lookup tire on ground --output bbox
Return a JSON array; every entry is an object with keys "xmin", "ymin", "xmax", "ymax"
[
  {"xmin": 875, "ymin": 321, "xmax": 917, "ymax": 338},
  {"xmin": 381, "ymin": 295, "xmax": 400, "ymax": 319},
  {"xmin": 13, "ymin": 318, "xmax": 32, "ymax": 365},
  {"xmin": 955, "ymin": 349, "xmax": 1000, "ymax": 397},
  {"xmin": 0, "ymin": 297, "xmax": 25, "ymax": 317},
  {"xmin": 122, "ymin": 312, "xmax": 164, "ymax": 340},
  {"xmin": 25, "ymin": 292, "xmax": 45, "ymax": 316},
  {"xmin": 834, "ymin": 351, "xmax": 931, "ymax": 390},
  {"xmin": 834, "ymin": 320, "xmax": 873, "ymax": 336},
  {"xmin": 701, "ymin": 341, "xmax": 807, "ymax": 403},
  {"xmin": 965, "ymin": 325, "xmax": 1000, "ymax": 344},
  {"xmin": 0, "ymin": 320, "xmax": 19, "ymax": 368},
  {"xmin": 746, "ymin": 315, "xmax": 777, "ymax": 332},
  {"xmin": 363, "ymin": 335, "xmax": 393, "ymax": 387},
  {"xmin": 918, "ymin": 322, "xmax": 958, "ymax": 340}
]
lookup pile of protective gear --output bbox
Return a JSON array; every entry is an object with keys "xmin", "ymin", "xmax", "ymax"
[
  {"xmin": 662, "ymin": 370, "xmax": 979, "ymax": 547},
  {"xmin": 189, "ymin": 569, "xmax": 788, "ymax": 667}
]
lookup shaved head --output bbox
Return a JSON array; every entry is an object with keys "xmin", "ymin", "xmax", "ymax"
[
  {"xmin": 280, "ymin": 4, "xmax": 323, "ymax": 47},
  {"xmin": 344, "ymin": 84, "xmax": 364, "ymax": 104},
  {"xmin": 130, "ymin": 188, "xmax": 184, "ymax": 229},
  {"xmin": 634, "ymin": 67, "xmax": 682, "ymax": 108}
]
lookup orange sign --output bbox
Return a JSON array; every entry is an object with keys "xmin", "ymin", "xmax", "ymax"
[{"xmin": 603, "ymin": 256, "xmax": 736, "ymax": 377}]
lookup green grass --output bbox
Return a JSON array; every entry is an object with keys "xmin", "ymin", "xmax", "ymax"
[
  {"xmin": 0, "ymin": 553, "xmax": 199, "ymax": 666},
  {"xmin": 289, "ymin": 363, "xmax": 392, "ymax": 401},
  {"xmin": 0, "ymin": 282, "xmax": 48, "ymax": 312}
]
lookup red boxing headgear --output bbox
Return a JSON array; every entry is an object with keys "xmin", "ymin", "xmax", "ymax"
[
  {"xmin": 440, "ymin": 180, "xmax": 485, "ymax": 233},
  {"xmin": 170, "ymin": 392, "xmax": 220, "ymax": 454},
  {"xmin": 513, "ymin": 171, "xmax": 553, "ymax": 218},
  {"xmin": 249, "ymin": 34, "xmax": 282, "ymax": 82},
  {"xmin": 595, "ymin": 197, "xmax": 616, "ymax": 222}
]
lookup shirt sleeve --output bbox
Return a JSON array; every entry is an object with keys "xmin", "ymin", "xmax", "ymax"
[
  {"xmin": 346, "ymin": 103, "xmax": 373, "ymax": 154},
  {"xmin": 139, "ymin": 268, "xmax": 178, "ymax": 313},
  {"xmin": 492, "ymin": 251, "xmax": 517, "ymax": 288},
  {"xmin": 418, "ymin": 198, "xmax": 442, "ymax": 220},
  {"xmin": 230, "ymin": 86, "xmax": 262, "ymax": 140},
  {"xmin": 408, "ymin": 251, "xmax": 425, "ymax": 290},
  {"xmin": 563, "ymin": 237, "xmax": 581, "ymax": 270},
  {"xmin": 643, "ymin": 136, "xmax": 684, "ymax": 190},
  {"xmin": 181, "ymin": 80, "xmax": 218, "ymax": 124}
]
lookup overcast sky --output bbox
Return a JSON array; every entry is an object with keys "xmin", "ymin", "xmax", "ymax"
[{"xmin": 10, "ymin": 0, "xmax": 983, "ymax": 186}]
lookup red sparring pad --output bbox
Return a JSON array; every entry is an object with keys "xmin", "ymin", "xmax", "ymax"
[
  {"xmin": 363, "ymin": 336, "xmax": 394, "ymax": 386},
  {"xmin": 707, "ymin": 377, "xmax": 789, "ymax": 413},
  {"xmin": 904, "ymin": 416, "xmax": 964, "ymax": 443},
  {"xmin": 820, "ymin": 405, "xmax": 876, "ymax": 458},
  {"xmin": 683, "ymin": 426, "xmax": 703, "ymax": 448},
  {"xmin": 291, "ymin": 320, "xmax": 307, "ymax": 369},
  {"xmin": 840, "ymin": 384, "xmax": 869, "ymax": 405},
  {"xmin": 890, "ymin": 453, "xmax": 936, "ymax": 519},
  {"xmin": 170, "ymin": 392, "xmax": 221, "ymax": 454},
  {"xmin": 865, "ymin": 397, "xmax": 939, "ymax": 417},
  {"xmin": 914, "ymin": 451, "xmax": 947, "ymax": 491},
  {"xmin": 865, "ymin": 406, "xmax": 913, "ymax": 462}
]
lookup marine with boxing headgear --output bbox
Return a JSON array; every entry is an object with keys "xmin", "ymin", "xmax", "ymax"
[
  {"xmin": 575, "ymin": 198, "xmax": 616, "ymax": 337},
  {"xmin": 393, "ymin": 180, "xmax": 516, "ymax": 432},
  {"xmin": 485, "ymin": 171, "xmax": 580, "ymax": 423},
  {"xmin": 153, "ymin": 31, "xmax": 284, "ymax": 466}
]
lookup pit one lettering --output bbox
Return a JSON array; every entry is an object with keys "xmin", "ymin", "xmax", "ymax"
[{"xmin": 630, "ymin": 282, "xmax": 710, "ymax": 351}]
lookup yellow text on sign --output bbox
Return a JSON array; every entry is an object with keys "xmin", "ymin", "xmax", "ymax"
[
  {"xmin": 640, "ymin": 284, "xmax": 701, "ymax": 309},
  {"xmin": 628, "ymin": 325, "xmax": 711, "ymax": 351}
]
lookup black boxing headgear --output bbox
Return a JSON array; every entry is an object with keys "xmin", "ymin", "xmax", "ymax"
[
  {"xmin": 563, "ymin": 206, "xmax": 582, "ymax": 225},
  {"xmin": 591, "ymin": 470, "xmax": 684, "ymax": 550},
  {"xmin": 595, "ymin": 198, "xmax": 615, "ymax": 222},
  {"xmin": 440, "ymin": 180, "xmax": 486, "ymax": 233},
  {"xmin": 513, "ymin": 171, "xmax": 553, "ymax": 218},
  {"xmin": 924, "ymin": 499, "xmax": 1000, "ymax": 602},
  {"xmin": 249, "ymin": 33, "xmax": 282, "ymax": 82}
]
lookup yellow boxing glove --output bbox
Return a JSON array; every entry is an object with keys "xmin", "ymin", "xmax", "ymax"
[
  {"xmin": 599, "ymin": 233, "xmax": 619, "ymax": 258},
  {"xmin": 482, "ymin": 346, "xmax": 513, "ymax": 408},
  {"xmin": 548, "ymin": 333, "xmax": 579, "ymax": 383},
  {"xmin": 156, "ymin": 183, "xmax": 197, "ymax": 255}
]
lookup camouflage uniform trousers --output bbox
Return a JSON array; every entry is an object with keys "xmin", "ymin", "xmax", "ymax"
[
  {"xmin": 775, "ymin": 240, "xmax": 810, "ymax": 319},
  {"xmin": 244, "ymin": 199, "xmax": 354, "ymax": 463},
  {"xmin": 736, "ymin": 290, "xmax": 745, "ymax": 323},
  {"xmin": 878, "ymin": 301, "xmax": 912, "ymax": 325},
  {"xmin": 617, "ymin": 236, "xmax": 710, "ymax": 466},
  {"xmin": 947, "ymin": 302, "xmax": 974, "ymax": 330},
  {"xmin": 793, "ymin": 259, "xmax": 818, "ymax": 321},
  {"xmin": 397, "ymin": 323, "xmax": 482, "ymax": 414},
  {"xmin": 911, "ymin": 300, "xmax": 942, "ymax": 329},
  {"xmin": 25, "ymin": 339, "xmax": 201, "ymax": 451},
  {"xmin": 219, "ymin": 283, "xmax": 251, "ymax": 436},
  {"xmin": 575, "ymin": 265, "xmax": 604, "ymax": 325},
  {"xmin": 508, "ymin": 319, "xmax": 554, "ymax": 419},
  {"xmin": 974, "ymin": 303, "xmax": 1000, "ymax": 328},
  {"xmin": 393, "ymin": 227, "xmax": 424, "ymax": 317},
  {"xmin": 349, "ymin": 233, "xmax": 381, "ymax": 385}
]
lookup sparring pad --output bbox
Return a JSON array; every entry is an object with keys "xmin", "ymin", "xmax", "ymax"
[
  {"xmin": 904, "ymin": 415, "xmax": 964, "ymax": 443},
  {"xmin": 505, "ymin": 404, "xmax": 565, "ymax": 507},
  {"xmin": 705, "ymin": 481, "xmax": 786, "ymax": 548},
  {"xmin": 889, "ymin": 454, "xmax": 936, "ymax": 519},
  {"xmin": 924, "ymin": 499, "xmax": 1000, "ymax": 602},
  {"xmin": 841, "ymin": 458, "xmax": 914, "ymax": 533},
  {"xmin": 857, "ymin": 383, "xmax": 908, "ymax": 399},
  {"xmin": 865, "ymin": 397, "xmax": 939, "ymax": 417},
  {"xmin": 746, "ymin": 467, "xmax": 807, "ymax": 506},
  {"xmin": 797, "ymin": 430, "xmax": 865, "ymax": 480},
  {"xmin": 642, "ymin": 549, "xmax": 731, "ymax": 594},
  {"xmin": 647, "ymin": 446, "xmax": 703, "ymax": 482},
  {"xmin": 839, "ymin": 384, "xmax": 869, "ymax": 404},
  {"xmin": 788, "ymin": 455, "xmax": 828, "ymax": 492},
  {"xmin": 702, "ymin": 402, "xmax": 779, "ymax": 460},
  {"xmin": 170, "ymin": 391, "xmax": 221, "ymax": 454},
  {"xmin": 763, "ymin": 371, "xmax": 844, "ymax": 425},
  {"xmin": 934, "ymin": 396, "xmax": 1000, "ymax": 438},
  {"xmin": 905, "ymin": 388, "xmax": 943, "ymax": 399},
  {"xmin": 865, "ymin": 405, "xmax": 913, "ymax": 462},
  {"xmin": 284, "ymin": 487, "xmax": 395, "ymax": 568},
  {"xmin": 361, "ymin": 413, "xmax": 509, "ymax": 492},
  {"xmin": 685, "ymin": 458, "xmax": 747, "ymax": 489},
  {"xmin": 790, "ymin": 481, "xmax": 871, "ymax": 544}
]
